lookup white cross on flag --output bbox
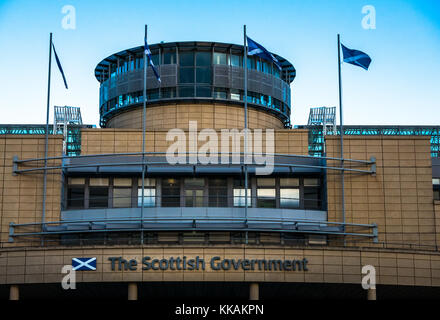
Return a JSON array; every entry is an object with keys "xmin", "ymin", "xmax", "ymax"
[{"xmin": 72, "ymin": 257, "xmax": 97, "ymax": 271}]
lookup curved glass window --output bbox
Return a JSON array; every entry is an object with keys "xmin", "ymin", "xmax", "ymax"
[
  {"xmin": 231, "ymin": 55, "xmax": 242, "ymax": 67},
  {"xmin": 213, "ymin": 52, "xmax": 227, "ymax": 65},
  {"xmin": 196, "ymin": 51, "xmax": 211, "ymax": 66},
  {"xmin": 196, "ymin": 67, "xmax": 211, "ymax": 84},
  {"xmin": 179, "ymin": 86, "xmax": 194, "ymax": 97},
  {"xmin": 179, "ymin": 67, "xmax": 194, "ymax": 83},
  {"xmin": 179, "ymin": 52, "xmax": 194, "ymax": 66},
  {"xmin": 196, "ymin": 86, "xmax": 211, "ymax": 97},
  {"xmin": 163, "ymin": 50, "xmax": 176, "ymax": 64}
]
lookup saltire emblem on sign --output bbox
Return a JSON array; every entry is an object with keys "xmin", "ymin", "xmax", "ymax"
[{"xmin": 72, "ymin": 257, "xmax": 97, "ymax": 271}]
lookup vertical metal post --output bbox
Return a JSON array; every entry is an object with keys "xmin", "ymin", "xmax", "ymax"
[
  {"xmin": 141, "ymin": 25, "xmax": 148, "ymax": 245},
  {"xmin": 243, "ymin": 25, "xmax": 249, "ymax": 244},
  {"xmin": 337, "ymin": 34, "xmax": 346, "ymax": 238},
  {"xmin": 42, "ymin": 32, "xmax": 53, "ymax": 242}
]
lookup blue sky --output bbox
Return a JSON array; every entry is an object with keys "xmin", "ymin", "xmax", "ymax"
[{"xmin": 0, "ymin": 0, "xmax": 439, "ymax": 126}]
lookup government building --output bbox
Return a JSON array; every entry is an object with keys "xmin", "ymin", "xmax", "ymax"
[{"xmin": 1, "ymin": 40, "xmax": 440, "ymax": 300}]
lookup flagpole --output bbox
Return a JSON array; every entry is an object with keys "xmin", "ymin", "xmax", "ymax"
[
  {"xmin": 42, "ymin": 32, "xmax": 53, "ymax": 241},
  {"xmin": 337, "ymin": 34, "xmax": 346, "ymax": 239},
  {"xmin": 243, "ymin": 25, "xmax": 249, "ymax": 244},
  {"xmin": 141, "ymin": 24, "xmax": 147, "ymax": 245}
]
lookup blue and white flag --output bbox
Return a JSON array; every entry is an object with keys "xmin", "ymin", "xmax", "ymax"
[
  {"xmin": 341, "ymin": 43, "xmax": 372, "ymax": 70},
  {"xmin": 144, "ymin": 37, "xmax": 161, "ymax": 82},
  {"xmin": 52, "ymin": 43, "xmax": 68, "ymax": 89},
  {"xmin": 247, "ymin": 36, "xmax": 282, "ymax": 71},
  {"xmin": 72, "ymin": 257, "xmax": 97, "ymax": 271}
]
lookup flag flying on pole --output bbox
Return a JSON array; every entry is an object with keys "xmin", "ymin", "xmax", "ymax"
[
  {"xmin": 144, "ymin": 36, "xmax": 161, "ymax": 82},
  {"xmin": 52, "ymin": 43, "xmax": 68, "ymax": 89},
  {"xmin": 246, "ymin": 36, "xmax": 282, "ymax": 70},
  {"xmin": 341, "ymin": 43, "xmax": 372, "ymax": 70}
]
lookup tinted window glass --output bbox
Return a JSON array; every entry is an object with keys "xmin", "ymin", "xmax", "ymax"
[
  {"xmin": 231, "ymin": 55, "xmax": 242, "ymax": 67},
  {"xmin": 89, "ymin": 187, "xmax": 108, "ymax": 208},
  {"xmin": 179, "ymin": 68, "xmax": 194, "ymax": 83},
  {"xmin": 196, "ymin": 68, "xmax": 211, "ymax": 84},
  {"xmin": 213, "ymin": 52, "xmax": 227, "ymax": 65},
  {"xmin": 179, "ymin": 52, "xmax": 194, "ymax": 66},
  {"xmin": 179, "ymin": 86, "xmax": 194, "ymax": 97},
  {"xmin": 196, "ymin": 86, "xmax": 211, "ymax": 97},
  {"xmin": 163, "ymin": 51, "xmax": 176, "ymax": 64},
  {"xmin": 196, "ymin": 52, "xmax": 211, "ymax": 66}
]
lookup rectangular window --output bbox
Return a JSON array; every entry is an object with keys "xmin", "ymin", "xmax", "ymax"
[
  {"xmin": 89, "ymin": 187, "xmax": 109, "ymax": 208},
  {"xmin": 280, "ymin": 189, "xmax": 299, "ymax": 209},
  {"xmin": 434, "ymin": 178, "xmax": 440, "ymax": 201},
  {"xmin": 233, "ymin": 188, "xmax": 251, "ymax": 207},
  {"xmin": 214, "ymin": 88, "xmax": 228, "ymax": 99},
  {"xmin": 184, "ymin": 178, "xmax": 204, "ymax": 207},
  {"xmin": 213, "ymin": 52, "xmax": 228, "ymax": 65},
  {"xmin": 209, "ymin": 178, "xmax": 228, "ymax": 207},
  {"xmin": 196, "ymin": 52, "xmax": 211, "ymax": 66},
  {"xmin": 233, "ymin": 178, "xmax": 251, "ymax": 207},
  {"xmin": 230, "ymin": 55, "xmax": 242, "ymax": 67},
  {"xmin": 67, "ymin": 186, "xmax": 84, "ymax": 209},
  {"xmin": 138, "ymin": 178, "xmax": 156, "ymax": 207},
  {"xmin": 303, "ymin": 178, "xmax": 321, "ymax": 209},
  {"xmin": 162, "ymin": 178, "xmax": 180, "ymax": 207},
  {"xmin": 196, "ymin": 67, "xmax": 211, "ymax": 84},
  {"xmin": 178, "ymin": 86, "xmax": 195, "ymax": 97},
  {"xmin": 179, "ymin": 52, "xmax": 194, "ymax": 66},
  {"xmin": 196, "ymin": 86, "xmax": 211, "ymax": 97},
  {"xmin": 230, "ymin": 89, "xmax": 241, "ymax": 101},
  {"xmin": 257, "ymin": 178, "xmax": 276, "ymax": 208},
  {"xmin": 163, "ymin": 50, "xmax": 176, "ymax": 64},
  {"xmin": 179, "ymin": 67, "xmax": 195, "ymax": 83},
  {"xmin": 161, "ymin": 87, "xmax": 176, "ymax": 98},
  {"xmin": 113, "ymin": 188, "xmax": 132, "ymax": 208}
]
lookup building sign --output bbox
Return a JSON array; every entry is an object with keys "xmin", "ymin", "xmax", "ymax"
[{"xmin": 108, "ymin": 256, "xmax": 308, "ymax": 272}]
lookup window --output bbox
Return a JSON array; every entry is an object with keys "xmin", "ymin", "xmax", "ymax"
[
  {"xmin": 161, "ymin": 87, "xmax": 176, "ymax": 98},
  {"xmin": 113, "ymin": 178, "xmax": 132, "ymax": 208},
  {"xmin": 196, "ymin": 52, "xmax": 211, "ymax": 66},
  {"xmin": 179, "ymin": 86, "xmax": 194, "ymax": 97},
  {"xmin": 230, "ymin": 55, "xmax": 242, "ymax": 67},
  {"xmin": 184, "ymin": 178, "xmax": 204, "ymax": 207},
  {"xmin": 163, "ymin": 50, "xmax": 176, "ymax": 64},
  {"xmin": 209, "ymin": 178, "xmax": 228, "ymax": 207},
  {"xmin": 213, "ymin": 52, "xmax": 227, "ymax": 65},
  {"xmin": 247, "ymin": 57, "xmax": 256, "ymax": 70},
  {"xmin": 434, "ymin": 178, "xmax": 440, "ymax": 201},
  {"xmin": 179, "ymin": 52, "xmax": 194, "ymax": 66},
  {"xmin": 280, "ymin": 178, "xmax": 299, "ymax": 209},
  {"xmin": 196, "ymin": 67, "xmax": 211, "ymax": 84},
  {"xmin": 147, "ymin": 89, "xmax": 159, "ymax": 100},
  {"xmin": 89, "ymin": 178, "xmax": 109, "ymax": 208},
  {"xmin": 179, "ymin": 68, "xmax": 194, "ymax": 83},
  {"xmin": 67, "ymin": 178, "xmax": 85, "ymax": 209},
  {"xmin": 214, "ymin": 88, "xmax": 227, "ymax": 99},
  {"xmin": 196, "ymin": 86, "xmax": 211, "ymax": 97},
  {"xmin": 148, "ymin": 54, "xmax": 159, "ymax": 66},
  {"xmin": 233, "ymin": 178, "xmax": 251, "ymax": 207},
  {"xmin": 230, "ymin": 89, "xmax": 241, "ymax": 101},
  {"xmin": 303, "ymin": 178, "xmax": 321, "ymax": 209},
  {"xmin": 257, "ymin": 178, "xmax": 276, "ymax": 208},
  {"xmin": 138, "ymin": 178, "xmax": 156, "ymax": 207},
  {"xmin": 162, "ymin": 178, "xmax": 180, "ymax": 207}
]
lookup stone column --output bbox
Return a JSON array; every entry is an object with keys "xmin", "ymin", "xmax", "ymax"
[
  {"xmin": 367, "ymin": 288, "xmax": 377, "ymax": 300},
  {"xmin": 128, "ymin": 282, "xmax": 138, "ymax": 301},
  {"xmin": 249, "ymin": 283, "xmax": 259, "ymax": 300},
  {"xmin": 9, "ymin": 285, "xmax": 19, "ymax": 300}
]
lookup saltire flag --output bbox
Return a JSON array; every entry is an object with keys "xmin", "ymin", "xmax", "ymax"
[
  {"xmin": 72, "ymin": 257, "xmax": 97, "ymax": 271},
  {"xmin": 247, "ymin": 36, "xmax": 282, "ymax": 71},
  {"xmin": 341, "ymin": 43, "xmax": 372, "ymax": 70},
  {"xmin": 144, "ymin": 36, "xmax": 161, "ymax": 82},
  {"xmin": 52, "ymin": 43, "xmax": 68, "ymax": 89}
]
